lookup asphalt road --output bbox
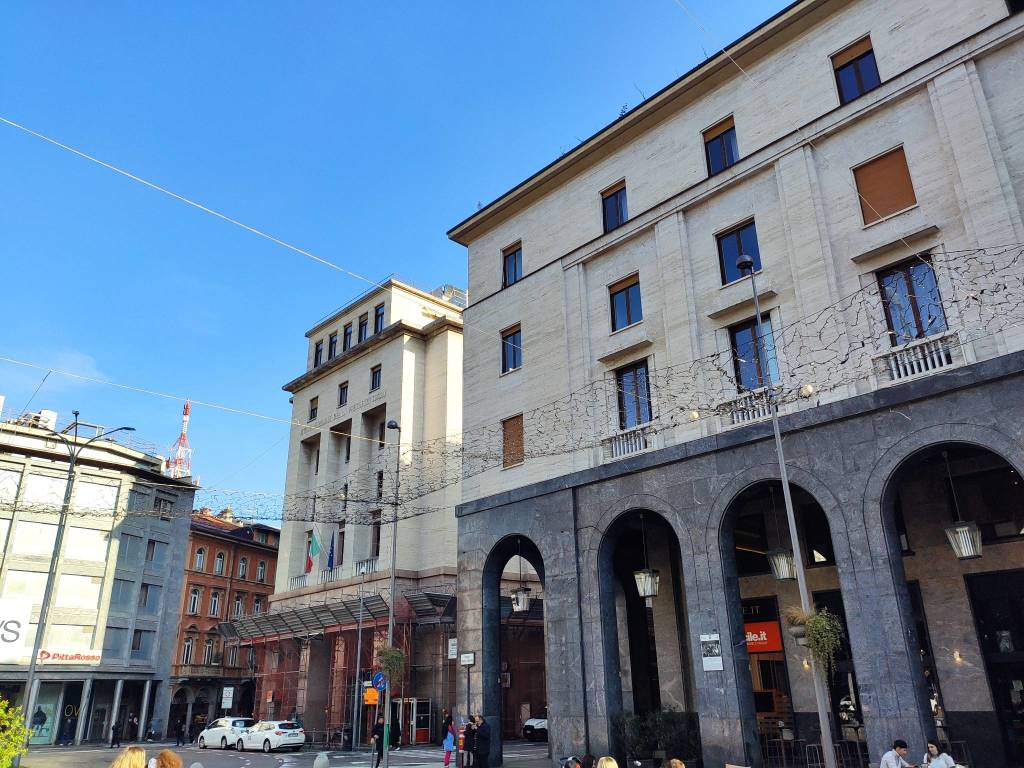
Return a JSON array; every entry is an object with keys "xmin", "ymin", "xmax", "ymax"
[{"xmin": 25, "ymin": 739, "xmax": 551, "ymax": 768}]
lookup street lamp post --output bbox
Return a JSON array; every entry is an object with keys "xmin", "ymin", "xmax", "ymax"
[
  {"xmin": 736, "ymin": 255, "xmax": 837, "ymax": 768},
  {"xmin": 382, "ymin": 419, "xmax": 401, "ymax": 768},
  {"xmin": 351, "ymin": 564, "xmax": 368, "ymax": 752},
  {"xmin": 17, "ymin": 412, "xmax": 135, "ymax": 753}
]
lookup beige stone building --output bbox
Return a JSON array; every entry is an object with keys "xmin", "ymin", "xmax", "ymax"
[
  {"xmin": 233, "ymin": 279, "xmax": 464, "ymax": 742},
  {"xmin": 449, "ymin": 1, "xmax": 1024, "ymax": 766}
]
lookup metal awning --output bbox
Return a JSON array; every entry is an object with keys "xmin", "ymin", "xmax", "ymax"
[
  {"xmin": 404, "ymin": 589, "xmax": 456, "ymax": 625},
  {"xmin": 228, "ymin": 593, "xmax": 390, "ymax": 640}
]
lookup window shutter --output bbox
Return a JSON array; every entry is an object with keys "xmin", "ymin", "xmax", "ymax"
[
  {"xmin": 832, "ymin": 37, "xmax": 873, "ymax": 69},
  {"xmin": 853, "ymin": 147, "xmax": 916, "ymax": 224},
  {"xmin": 703, "ymin": 115, "xmax": 735, "ymax": 142},
  {"xmin": 502, "ymin": 415, "xmax": 524, "ymax": 468}
]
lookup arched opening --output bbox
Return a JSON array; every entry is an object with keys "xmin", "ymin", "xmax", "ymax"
[
  {"xmin": 481, "ymin": 535, "xmax": 546, "ymax": 766},
  {"xmin": 882, "ymin": 442, "xmax": 1024, "ymax": 768},
  {"xmin": 598, "ymin": 510, "xmax": 700, "ymax": 764},
  {"xmin": 722, "ymin": 481, "xmax": 863, "ymax": 767}
]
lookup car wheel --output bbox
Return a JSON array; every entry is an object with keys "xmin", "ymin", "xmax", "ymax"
[
  {"xmin": 221, "ymin": 737, "xmax": 227, "ymax": 749},
  {"xmin": 236, "ymin": 739, "xmax": 245, "ymax": 752},
  {"xmin": 198, "ymin": 736, "xmax": 206, "ymax": 749},
  {"xmin": 264, "ymin": 739, "xmax": 272, "ymax": 753}
]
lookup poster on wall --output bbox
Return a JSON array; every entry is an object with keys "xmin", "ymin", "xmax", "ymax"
[
  {"xmin": 0, "ymin": 599, "xmax": 32, "ymax": 663},
  {"xmin": 700, "ymin": 633, "xmax": 723, "ymax": 671}
]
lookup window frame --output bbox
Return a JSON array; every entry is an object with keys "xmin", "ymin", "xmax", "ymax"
[
  {"xmin": 500, "ymin": 324, "xmax": 522, "ymax": 374},
  {"xmin": 876, "ymin": 254, "xmax": 948, "ymax": 346},
  {"xmin": 343, "ymin": 323, "xmax": 353, "ymax": 351},
  {"xmin": 501, "ymin": 414, "xmax": 525, "ymax": 468},
  {"xmin": 256, "ymin": 561, "xmax": 266, "ymax": 583},
  {"xmin": 615, "ymin": 359, "xmax": 653, "ymax": 431},
  {"xmin": 338, "ymin": 381, "xmax": 348, "ymax": 407},
  {"xmin": 193, "ymin": 547, "xmax": 205, "ymax": 571},
  {"xmin": 852, "ymin": 145, "xmax": 917, "ymax": 226},
  {"xmin": 703, "ymin": 116, "xmax": 739, "ymax": 177},
  {"xmin": 716, "ymin": 219, "xmax": 762, "ymax": 286},
  {"xmin": 374, "ymin": 303, "xmax": 385, "ymax": 334},
  {"xmin": 370, "ymin": 365, "xmax": 382, "ymax": 391},
  {"xmin": 238, "ymin": 557, "xmax": 248, "ymax": 579},
  {"xmin": 188, "ymin": 587, "xmax": 200, "ymax": 615},
  {"xmin": 502, "ymin": 243, "xmax": 523, "ymax": 288},
  {"xmin": 601, "ymin": 182, "xmax": 628, "ymax": 234},
  {"xmin": 728, "ymin": 313, "xmax": 780, "ymax": 392},
  {"xmin": 182, "ymin": 635, "xmax": 194, "ymax": 664},
  {"xmin": 313, "ymin": 340, "xmax": 324, "ymax": 368},
  {"xmin": 328, "ymin": 332, "xmax": 338, "ymax": 360},
  {"xmin": 831, "ymin": 37, "xmax": 881, "ymax": 105},
  {"xmin": 308, "ymin": 397, "xmax": 318, "ymax": 422},
  {"xmin": 370, "ymin": 509, "xmax": 382, "ymax": 558},
  {"xmin": 609, "ymin": 274, "xmax": 643, "ymax": 332},
  {"xmin": 214, "ymin": 552, "xmax": 225, "ymax": 576},
  {"xmin": 209, "ymin": 590, "xmax": 221, "ymax": 617},
  {"xmin": 358, "ymin": 314, "xmax": 369, "ymax": 343}
]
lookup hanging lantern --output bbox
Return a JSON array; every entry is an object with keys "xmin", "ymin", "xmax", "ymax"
[
  {"xmin": 511, "ymin": 585, "xmax": 533, "ymax": 613},
  {"xmin": 944, "ymin": 521, "xmax": 982, "ymax": 560},
  {"xmin": 767, "ymin": 547, "xmax": 797, "ymax": 580},
  {"xmin": 633, "ymin": 567, "xmax": 660, "ymax": 603},
  {"xmin": 942, "ymin": 450, "xmax": 982, "ymax": 560}
]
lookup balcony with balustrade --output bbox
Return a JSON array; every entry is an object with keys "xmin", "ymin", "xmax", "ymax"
[{"xmin": 873, "ymin": 329, "xmax": 966, "ymax": 385}]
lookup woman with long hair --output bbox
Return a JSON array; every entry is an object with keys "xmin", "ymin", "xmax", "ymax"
[{"xmin": 109, "ymin": 746, "xmax": 146, "ymax": 768}]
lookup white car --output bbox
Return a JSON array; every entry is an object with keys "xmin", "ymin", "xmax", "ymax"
[
  {"xmin": 523, "ymin": 715, "xmax": 548, "ymax": 741},
  {"xmin": 197, "ymin": 717, "xmax": 256, "ymax": 750},
  {"xmin": 235, "ymin": 720, "xmax": 305, "ymax": 753}
]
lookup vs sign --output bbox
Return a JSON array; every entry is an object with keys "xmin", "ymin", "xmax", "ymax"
[{"xmin": 0, "ymin": 600, "xmax": 31, "ymax": 662}]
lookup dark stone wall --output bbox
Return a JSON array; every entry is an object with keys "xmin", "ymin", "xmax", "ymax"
[{"xmin": 457, "ymin": 352, "xmax": 1024, "ymax": 767}]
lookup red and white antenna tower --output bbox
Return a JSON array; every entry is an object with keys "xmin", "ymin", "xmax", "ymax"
[{"xmin": 167, "ymin": 400, "xmax": 193, "ymax": 479}]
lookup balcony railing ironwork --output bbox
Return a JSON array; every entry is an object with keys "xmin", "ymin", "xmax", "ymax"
[
  {"xmin": 319, "ymin": 565, "xmax": 347, "ymax": 584},
  {"xmin": 354, "ymin": 558, "xmax": 378, "ymax": 576},
  {"xmin": 601, "ymin": 426, "xmax": 649, "ymax": 460},
  {"xmin": 723, "ymin": 386, "xmax": 775, "ymax": 427},
  {"xmin": 288, "ymin": 573, "xmax": 308, "ymax": 590}
]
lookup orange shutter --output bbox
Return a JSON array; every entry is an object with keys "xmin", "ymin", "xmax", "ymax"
[
  {"xmin": 703, "ymin": 115, "xmax": 735, "ymax": 142},
  {"xmin": 502, "ymin": 415, "xmax": 524, "ymax": 468},
  {"xmin": 853, "ymin": 147, "xmax": 916, "ymax": 224},
  {"xmin": 832, "ymin": 37, "xmax": 873, "ymax": 69}
]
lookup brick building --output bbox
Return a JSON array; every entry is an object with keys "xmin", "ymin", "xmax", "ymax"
[{"xmin": 166, "ymin": 508, "xmax": 278, "ymax": 737}]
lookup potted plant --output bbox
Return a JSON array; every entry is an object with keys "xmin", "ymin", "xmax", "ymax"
[
  {"xmin": 782, "ymin": 606, "xmax": 810, "ymax": 645},
  {"xmin": 782, "ymin": 606, "xmax": 845, "ymax": 677}
]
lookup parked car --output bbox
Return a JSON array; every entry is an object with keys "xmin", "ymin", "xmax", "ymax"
[
  {"xmin": 235, "ymin": 720, "xmax": 305, "ymax": 753},
  {"xmin": 197, "ymin": 717, "xmax": 256, "ymax": 749},
  {"xmin": 522, "ymin": 714, "xmax": 548, "ymax": 742}
]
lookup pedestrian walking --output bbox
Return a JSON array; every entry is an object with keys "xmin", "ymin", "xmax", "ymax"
[
  {"xmin": 372, "ymin": 715, "xmax": 386, "ymax": 768},
  {"xmin": 109, "ymin": 746, "xmax": 146, "ymax": 768},
  {"xmin": 174, "ymin": 718, "xmax": 186, "ymax": 747},
  {"xmin": 581, "ymin": 755, "xmax": 596, "ymax": 768},
  {"xmin": 473, "ymin": 715, "xmax": 491, "ymax": 768},
  {"xmin": 111, "ymin": 719, "xmax": 123, "ymax": 749},
  {"xmin": 922, "ymin": 741, "xmax": 955, "ymax": 768},
  {"xmin": 881, "ymin": 740, "xmax": 918, "ymax": 768},
  {"xmin": 463, "ymin": 717, "xmax": 477, "ymax": 768},
  {"xmin": 442, "ymin": 713, "xmax": 456, "ymax": 767}
]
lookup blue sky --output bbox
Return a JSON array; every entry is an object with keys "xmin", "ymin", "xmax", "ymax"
[{"xmin": 0, "ymin": 1, "xmax": 786, "ymax": 519}]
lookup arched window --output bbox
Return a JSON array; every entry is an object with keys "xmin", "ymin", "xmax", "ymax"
[
  {"xmin": 233, "ymin": 593, "xmax": 243, "ymax": 617},
  {"xmin": 182, "ymin": 636, "xmax": 194, "ymax": 664},
  {"xmin": 214, "ymin": 552, "xmax": 225, "ymax": 575},
  {"xmin": 209, "ymin": 591, "xmax": 221, "ymax": 617},
  {"xmin": 253, "ymin": 597, "xmax": 263, "ymax": 615},
  {"xmin": 238, "ymin": 557, "xmax": 248, "ymax": 579},
  {"xmin": 188, "ymin": 588, "xmax": 200, "ymax": 615},
  {"xmin": 256, "ymin": 561, "xmax": 266, "ymax": 583},
  {"xmin": 194, "ymin": 547, "xmax": 205, "ymax": 571},
  {"xmin": 203, "ymin": 638, "xmax": 215, "ymax": 665}
]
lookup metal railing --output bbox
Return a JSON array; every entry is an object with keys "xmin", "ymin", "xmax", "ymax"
[
  {"xmin": 601, "ymin": 426, "xmax": 649, "ymax": 459},
  {"xmin": 288, "ymin": 573, "xmax": 308, "ymax": 590},
  {"xmin": 874, "ymin": 329, "xmax": 963, "ymax": 383},
  {"xmin": 319, "ymin": 565, "xmax": 347, "ymax": 584},
  {"xmin": 723, "ymin": 386, "xmax": 775, "ymax": 426},
  {"xmin": 354, "ymin": 558, "xmax": 378, "ymax": 576}
]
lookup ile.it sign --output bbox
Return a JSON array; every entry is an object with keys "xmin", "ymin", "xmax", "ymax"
[{"xmin": 744, "ymin": 621, "xmax": 783, "ymax": 653}]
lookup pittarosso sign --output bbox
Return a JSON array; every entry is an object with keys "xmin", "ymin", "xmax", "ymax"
[{"xmin": 37, "ymin": 649, "xmax": 102, "ymax": 665}]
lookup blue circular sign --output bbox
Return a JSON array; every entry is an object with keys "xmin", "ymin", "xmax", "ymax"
[{"xmin": 372, "ymin": 671, "xmax": 388, "ymax": 691}]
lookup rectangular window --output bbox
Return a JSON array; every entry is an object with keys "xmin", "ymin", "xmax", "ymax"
[
  {"xmin": 615, "ymin": 360, "xmax": 652, "ymax": 430},
  {"xmin": 65, "ymin": 527, "xmax": 109, "ymax": 561},
  {"xmin": 131, "ymin": 629, "xmax": 155, "ymax": 660},
  {"xmin": 343, "ymin": 483, "xmax": 349, "ymax": 512},
  {"xmin": 376, "ymin": 471, "xmax": 385, "ymax": 500},
  {"xmin": 833, "ymin": 38, "xmax": 881, "ymax": 105},
  {"xmin": 314, "ymin": 448, "xmax": 320, "ymax": 474},
  {"xmin": 343, "ymin": 323, "xmax": 353, "ymax": 351},
  {"xmin": 2, "ymin": 570, "xmax": 46, "ymax": 603},
  {"xmin": 371, "ymin": 510, "xmax": 382, "ymax": 558},
  {"xmin": 358, "ymin": 314, "xmax": 369, "ymax": 343},
  {"xmin": 345, "ymin": 436, "xmax": 351, "ymax": 463},
  {"xmin": 502, "ymin": 414, "xmax": 525, "ymax": 468},
  {"xmin": 154, "ymin": 497, "xmax": 173, "ymax": 521},
  {"xmin": 370, "ymin": 365, "xmax": 382, "ymax": 391},
  {"xmin": 717, "ymin": 220, "xmax": 761, "ymax": 285},
  {"xmin": 338, "ymin": 381, "xmax": 348, "ymax": 407},
  {"xmin": 704, "ymin": 116, "xmax": 739, "ymax": 176},
  {"xmin": 374, "ymin": 303, "xmax": 385, "ymax": 334},
  {"xmin": 609, "ymin": 275, "xmax": 643, "ymax": 331},
  {"xmin": 227, "ymin": 644, "xmax": 239, "ymax": 667},
  {"xmin": 730, "ymin": 314, "xmax": 780, "ymax": 392},
  {"xmin": 853, "ymin": 146, "xmax": 916, "ymax": 224},
  {"xmin": 878, "ymin": 256, "xmax": 948, "ymax": 346},
  {"xmin": 501, "ymin": 325, "xmax": 522, "ymax": 374},
  {"xmin": 118, "ymin": 533, "xmax": 143, "ymax": 563},
  {"xmin": 144, "ymin": 539, "xmax": 167, "ymax": 566},
  {"xmin": 110, "ymin": 578, "xmax": 134, "ymax": 610},
  {"xmin": 254, "ymin": 597, "xmax": 264, "ymax": 615},
  {"xmin": 502, "ymin": 244, "xmax": 523, "ymax": 288},
  {"xmin": 103, "ymin": 627, "xmax": 128, "ymax": 655},
  {"xmin": 56, "ymin": 574, "xmax": 102, "ymax": 609},
  {"xmin": 314, "ymin": 340, "xmax": 324, "ymax": 368},
  {"xmin": 12, "ymin": 521, "xmax": 57, "ymax": 556},
  {"xmin": 378, "ymin": 422, "xmax": 386, "ymax": 450},
  {"xmin": 309, "ymin": 397, "xmax": 318, "ymax": 422},
  {"xmin": 328, "ymin": 333, "xmax": 338, "ymax": 360},
  {"xmin": 137, "ymin": 582, "xmax": 161, "ymax": 615},
  {"xmin": 602, "ymin": 184, "xmax": 628, "ymax": 233},
  {"xmin": 337, "ymin": 523, "xmax": 346, "ymax": 566}
]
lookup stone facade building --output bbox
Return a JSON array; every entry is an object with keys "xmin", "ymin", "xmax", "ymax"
[
  {"xmin": 232, "ymin": 280, "xmax": 465, "ymax": 744},
  {"xmin": 0, "ymin": 403, "xmax": 195, "ymax": 745},
  {"xmin": 167, "ymin": 508, "xmax": 278, "ymax": 738},
  {"xmin": 448, "ymin": 1, "xmax": 1024, "ymax": 766}
]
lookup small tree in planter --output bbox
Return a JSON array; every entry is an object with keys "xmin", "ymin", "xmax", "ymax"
[
  {"xmin": 0, "ymin": 699, "xmax": 29, "ymax": 768},
  {"xmin": 378, "ymin": 647, "xmax": 405, "ymax": 685}
]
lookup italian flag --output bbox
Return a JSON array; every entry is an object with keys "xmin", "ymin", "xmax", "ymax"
[{"xmin": 306, "ymin": 528, "xmax": 321, "ymax": 573}]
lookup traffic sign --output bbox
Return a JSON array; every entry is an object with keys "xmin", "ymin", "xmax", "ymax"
[{"xmin": 372, "ymin": 671, "xmax": 388, "ymax": 691}]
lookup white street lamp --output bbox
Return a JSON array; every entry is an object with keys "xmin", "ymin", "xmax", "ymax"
[
  {"xmin": 632, "ymin": 513, "xmax": 660, "ymax": 605},
  {"xmin": 941, "ymin": 450, "xmax": 982, "ymax": 560}
]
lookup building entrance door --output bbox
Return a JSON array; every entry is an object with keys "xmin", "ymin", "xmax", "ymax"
[{"xmin": 967, "ymin": 570, "xmax": 1024, "ymax": 768}]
